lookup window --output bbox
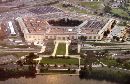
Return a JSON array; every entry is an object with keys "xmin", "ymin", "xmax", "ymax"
[
  {"xmin": 50, "ymin": 36, "xmax": 52, "ymax": 39},
  {"xmin": 94, "ymin": 36, "xmax": 96, "ymax": 39},
  {"xmin": 89, "ymin": 36, "xmax": 92, "ymax": 39},
  {"xmin": 86, "ymin": 36, "xmax": 88, "ymax": 39},
  {"xmin": 72, "ymin": 36, "xmax": 74, "ymax": 39},
  {"xmin": 58, "ymin": 37, "xmax": 61, "ymax": 40},
  {"xmin": 98, "ymin": 36, "xmax": 100, "ymax": 39},
  {"xmin": 45, "ymin": 36, "xmax": 48, "ymax": 39},
  {"xmin": 29, "ymin": 36, "xmax": 31, "ymax": 38},
  {"xmin": 54, "ymin": 36, "xmax": 56, "ymax": 39},
  {"xmin": 67, "ymin": 37, "xmax": 69, "ymax": 39},
  {"xmin": 26, "ymin": 36, "xmax": 28, "ymax": 38}
]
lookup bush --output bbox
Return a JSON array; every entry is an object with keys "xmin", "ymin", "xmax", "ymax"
[
  {"xmin": 67, "ymin": 56, "xmax": 70, "ymax": 59},
  {"xmin": 63, "ymin": 55, "xmax": 66, "ymax": 58},
  {"xmin": 63, "ymin": 64, "xmax": 66, "ymax": 67},
  {"xmin": 49, "ymin": 56, "xmax": 54, "ymax": 59},
  {"xmin": 55, "ymin": 55, "xmax": 58, "ymax": 58}
]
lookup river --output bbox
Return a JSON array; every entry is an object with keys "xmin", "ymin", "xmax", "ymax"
[{"xmin": 0, "ymin": 75, "xmax": 118, "ymax": 84}]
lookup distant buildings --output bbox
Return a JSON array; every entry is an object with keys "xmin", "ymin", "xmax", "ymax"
[
  {"xmin": 111, "ymin": 0, "xmax": 128, "ymax": 8},
  {"xmin": 111, "ymin": 2, "xmax": 122, "ymax": 8}
]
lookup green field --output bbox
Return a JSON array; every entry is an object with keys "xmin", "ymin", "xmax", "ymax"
[
  {"xmin": 68, "ymin": 7, "xmax": 89, "ymax": 14},
  {"xmin": 55, "ymin": 3, "xmax": 89, "ymax": 14},
  {"xmin": 80, "ymin": 2, "xmax": 102, "ymax": 9},
  {"xmin": 56, "ymin": 43, "xmax": 66, "ymax": 55},
  {"xmin": 101, "ymin": 59, "xmax": 118, "ymax": 67},
  {"xmin": 41, "ymin": 57, "xmax": 80, "ymax": 65},
  {"xmin": 111, "ymin": 8, "xmax": 130, "ymax": 18}
]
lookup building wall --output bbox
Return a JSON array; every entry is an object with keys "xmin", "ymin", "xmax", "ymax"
[
  {"xmin": 98, "ymin": 19, "xmax": 116, "ymax": 36},
  {"xmin": 24, "ymin": 34, "xmax": 78, "ymax": 42},
  {"xmin": 17, "ymin": 18, "xmax": 116, "ymax": 43},
  {"xmin": 24, "ymin": 34, "xmax": 45, "ymax": 42},
  {"xmin": 24, "ymin": 33, "xmax": 102, "ymax": 43},
  {"xmin": 83, "ymin": 34, "xmax": 102, "ymax": 41}
]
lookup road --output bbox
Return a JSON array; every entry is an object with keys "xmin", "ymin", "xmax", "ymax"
[
  {"xmin": 0, "ymin": 48, "xmax": 40, "ymax": 52},
  {"xmin": 62, "ymin": 1, "xmax": 94, "ymax": 14}
]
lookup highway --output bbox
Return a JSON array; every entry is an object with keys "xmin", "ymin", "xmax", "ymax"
[{"xmin": 0, "ymin": 48, "xmax": 40, "ymax": 52}]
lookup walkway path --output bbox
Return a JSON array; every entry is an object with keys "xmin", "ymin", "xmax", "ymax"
[
  {"xmin": 39, "ymin": 46, "xmax": 46, "ymax": 53},
  {"xmin": 52, "ymin": 41, "xmax": 59, "ymax": 56},
  {"xmin": 34, "ymin": 57, "xmax": 42, "ymax": 74},
  {"xmin": 52, "ymin": 40, "xmax": 71, "ymax": 56}
]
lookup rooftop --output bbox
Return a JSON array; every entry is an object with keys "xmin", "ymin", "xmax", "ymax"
[
  {"xmin": 20, "ymin": 13, "xmax": 109, "ymax": 35},
  {"xmin": 81, "ymin": 20, "xmax": 108, "ymax": 34},
  {"xmin": 47, "ymin": 27, "xmax": 77, "ymax": 35},
  {"xmin": 23, "ymin": 17, "xmax": 49, "ymax": 34}
]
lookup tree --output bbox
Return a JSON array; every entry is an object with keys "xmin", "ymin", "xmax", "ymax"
[
  {"xmin": 113, "ymin": 36, "xmax": 120, "ymax": 41},
  {"xmin": 116, "ymin": 58, "xmax": 123, "ymax": 64},
  {"xmin": 122, "ymin": 21, "xmax": 127, "ymax": 26},
  {"xmin": 81, "ymin": 50, "xmax": 107, "ymax": 71},
  {"xmin": 103, "ymin": 6, "xmax": 112, "ymax": 13},
  {"xmin": 25, "ymin": 53, "xmax": 38, "ymax": 65},
  {"xmin": 82, "ymin": 51, "xmax": 97, "ymax": 70},
  {"xmin": 123, "ymin": 61, "xmax": 130, "ymax": 69},
  {"xmin": 16, "ymin": 60, "xmax": 23, "ymax": 66}
]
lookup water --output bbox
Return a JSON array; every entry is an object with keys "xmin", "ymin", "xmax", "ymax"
[{"xmin": 0, "ymin": 75, "xmax": 118, "ymax": 84}]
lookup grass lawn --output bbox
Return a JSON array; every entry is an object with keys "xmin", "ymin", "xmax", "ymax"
[
  {"xmin": 68, "ymin": 6, "xmax": 89, "ymax": 14},
  {"xmin": 56, "ymin": 43, "xmax": 66, "ymax": 55},
  {"xmin": 40, "ymin": 57, "xmax": 84, "ymax": 65},
  {"xmin": 111, "ymin": 8, "xmax": 130, "ymax": 18},
  {"xmin": 128, "ymin": 6, "xmax": 130, "ymax": 11},
  {"xmin": 100, "ymin": 59, "xmax": 118, "ymax": 67},
  {"xmin": 56, "ymin": 3, "xmax": 89, "ymax": 14},
  {"xmin": 80, "ymin": 2, "xmax": 102, "ymax": 9}
]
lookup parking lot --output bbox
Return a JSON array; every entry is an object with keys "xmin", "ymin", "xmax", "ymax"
[{"xmin": 0, "ymin": 55, "xmax": 18, "ymax": 65}]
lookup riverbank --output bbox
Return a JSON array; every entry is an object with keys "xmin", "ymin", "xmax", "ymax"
[
  {"xmin": 0, "ymin": 75, "xmax": 118, "ymax": 84},
  {"xmin": 0, "ymin": 68, "xmax": 120, "ymax": 84},
  {"xmin": 79, "ymin": 67, "xmax": 130, "ymax": 84}
]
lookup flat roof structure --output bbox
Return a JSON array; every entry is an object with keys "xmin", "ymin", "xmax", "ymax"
[
  {"xmin": 16, "ymin": 13, "xmax": 116, "ymax": 42},
  {"xmin": 19, "ymin": 16, "xmax": 109, "ymax": 35},
  {"xmin": 23, "ymin": 17, "xmax": 49, "ymax": 34},
  {"xmin": 47, "ymin": 27, "xmax": 77, "ymax": 35},
  {"xmin": 81, "ymin": 20, "xmax": 108, "ymax": 34}
]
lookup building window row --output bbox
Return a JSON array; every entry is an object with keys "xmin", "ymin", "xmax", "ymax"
[{"xmin": 85, "ymin": 36, "xmax": 100, "ymax": 40}]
